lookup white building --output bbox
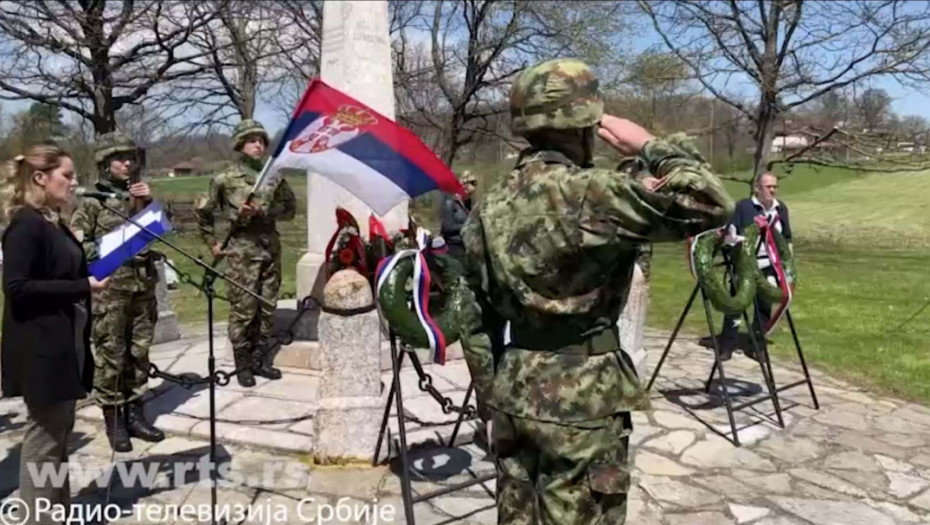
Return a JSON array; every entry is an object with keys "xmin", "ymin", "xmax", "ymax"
[{"xmin": 771, "ymin": 134, "xmax": 810, "ymax": 153}]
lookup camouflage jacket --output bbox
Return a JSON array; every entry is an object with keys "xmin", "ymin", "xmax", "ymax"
[
  {"xmin": 70, "ymin": 177, "xmax": 158, "ymax": 294},
  {"xmin": 195, "ymin": 155, "xmax": 296, "ymax": 251},
  {"xmin": 456, "ymin": 134, "xmax": 734, "ymax": 424}
]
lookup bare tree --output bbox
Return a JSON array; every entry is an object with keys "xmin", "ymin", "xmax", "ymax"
[
  {"xmin": 626, "ymin": 51, "xmax": 691, "ymax": 131},
  {"xmin": 855, "ymin": 87, "xmax": 892, "ymax": 132},
  {"xmin": 0, "ymin": 1, "xmax": 217, "ymax": 136},
  {"xmin": 400, "ymin": 0, "xmax": 630, "ymax": 166},
  {"xmin": 641, "ymin": 0, "xmax": 930, "ymax": 187},
  {"xmin": 192, "ymin": 1, "xmax": 276, "ymax": 123},
  {"xmin": 265, "ymin": 0, "xmax": 324, "ymax": 122}
]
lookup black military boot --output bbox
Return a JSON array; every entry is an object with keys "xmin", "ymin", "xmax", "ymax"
[
  {"xmin": 251, "ymin": 343, "xmax": 281, "ymax": 380},
  {"xmin": 102, "ymin": 406, "xmax": 132, "ymax": 453},
  {"xmin": 234, "ymin": 348, "xmax": 256, "ymax": 387},
  {"xmin": 125, "ymin": 400, "xmax": 165, "ymax": 442},
  {"xmin": 252, "ymin": 357, "xmax": 282, "ymax": 380}
]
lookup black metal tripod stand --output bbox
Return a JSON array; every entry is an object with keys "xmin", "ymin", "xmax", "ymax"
[
  {"xmin": 646, "ymin": 246, "xmax": 819, "ymax": 447},
  {"xmin": 372, "ymin": 332, "xmax": 495, "ymax": 525},
  {"xmin": 96, "ymin": 200, "xmax": 276, "ymax": 525}
]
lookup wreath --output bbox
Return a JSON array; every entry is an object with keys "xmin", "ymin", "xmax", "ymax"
[
  {"xmin": 691, "ymin": 222, "xmax": 796, "ymax": 315},
  {"xmin": 376, "ymin": 249, "xmax": 462, "ymax": 351}
]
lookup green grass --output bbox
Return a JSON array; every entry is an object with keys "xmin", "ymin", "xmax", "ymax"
[
  {"xmin": 647, "ymin": 241, "xmax": 930, "ymax": 404},
  {"xmin": 720, "ymin": 164, "xmax": 865, "ymax": 199}
]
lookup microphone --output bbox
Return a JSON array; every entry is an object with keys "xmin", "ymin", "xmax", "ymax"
[{"xmin": 75, "ymin": 187, "xmax": 124, "ymax": 200}]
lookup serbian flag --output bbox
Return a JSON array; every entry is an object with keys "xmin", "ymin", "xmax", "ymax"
[{"xmin": 250, "ymin": 79, "xmax": 464, "ymax": 214}]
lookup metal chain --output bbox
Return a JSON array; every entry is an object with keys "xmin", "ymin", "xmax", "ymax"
[
  {"xmin": 136, "ymin": 295, "xmax": 320, "ymax": 388},
  {"xmin": 402, "ymin": 342, "xmax": 478, "ymax": 423},
  {"xmin": 137, "ymin": 270, "xmax": 475, "ymax": 425}
]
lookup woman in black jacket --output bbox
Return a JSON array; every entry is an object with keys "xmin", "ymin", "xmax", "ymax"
[{"xmin": 1, "ymin": 144, "xmax": 108, "ymax": 523}]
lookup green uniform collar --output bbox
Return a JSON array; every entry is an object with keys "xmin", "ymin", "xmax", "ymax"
[{"xmin": 238, "ymin": 153, "xmax": 264, "ymax": 175}]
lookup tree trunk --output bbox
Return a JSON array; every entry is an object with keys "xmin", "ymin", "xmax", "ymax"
[
  {"xmin": 86, "ymin": 3, "xmax": 115, "ymax": 136},
  {"xmin": 751, "ymin": 96, "xmax": 778, "ymax": 194},
  {"xmin": 443, "ymin": 110, "xmax": 465, "ymax": 167}
]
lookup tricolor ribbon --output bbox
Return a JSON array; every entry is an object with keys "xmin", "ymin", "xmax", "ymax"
[
  {"xmin": 375, "ymin": 229, "xmax": 448, "ymax": 364},
  {"xmin": 754, "ymin": 215, "xmax": 793, "ymax": 336}
]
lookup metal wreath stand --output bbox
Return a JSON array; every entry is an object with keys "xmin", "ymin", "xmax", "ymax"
[
  {"xmin": 646, "ymin": 231, "xmax": 819, "ymax": 447},
  {"xmin": 95, "ymin": 198, "xmax": 319, "ymax": 525},
  {"xmin": 370, "ymin": 305, "xmax": 495, "ymax": 523}
]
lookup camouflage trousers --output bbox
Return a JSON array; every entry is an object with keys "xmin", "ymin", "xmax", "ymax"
[
  {"xmin": 225, "ymin": 236, "xmax": 281, "ymax": 367},
  {"xmin": 92, "ymin": 290, "xmax": 157, "ymax": 407},
  {"xmin": 494, "ymin": 411, "xmax": 632, "ymax": 525}
]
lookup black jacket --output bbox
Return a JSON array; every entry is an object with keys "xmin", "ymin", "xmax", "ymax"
[
  {"xmin": 727, "ymin": 198, "xmax": 792, "ymax": 241},
  {"xmin": 1, "ymin": 206, "xmax": 93, "ymax": 405}
]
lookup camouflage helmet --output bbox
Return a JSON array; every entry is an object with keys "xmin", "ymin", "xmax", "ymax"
[
  {"xmin": 232, "ymin": 119, "xmax": 270, "ymax": 151},
  {"xmin": 509, "ymin": 58, "xmax": 603, "ymax": 136},
  {"xmin": 94, "ymin": 130, "xmax": 138, "ymax": 165}
]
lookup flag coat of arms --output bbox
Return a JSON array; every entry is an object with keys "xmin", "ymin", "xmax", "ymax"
[
  {"xmin": 88, "ymin": 202, "xmax": 171, "ymax": 280},
  {"xmin": 251, "ymin": 79, "xmax": 464, "ymax": 213}
]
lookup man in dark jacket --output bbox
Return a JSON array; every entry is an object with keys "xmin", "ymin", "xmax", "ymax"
[
  {"xmin": 440, "ymin": 170, "xmax": 477, "ymax": 259},
  {"xmin": 718, "ymin": 171, "xmax": 793, "ymax": 359}
]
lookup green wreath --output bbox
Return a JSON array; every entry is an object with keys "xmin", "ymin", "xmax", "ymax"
[
  {"xmin": 693, "ymin": 223, "xmax": 797, "ymax": 314},
  {"xmin": 377, "ymin": 253, "xmax": 462, "ymax": 349},
  {"xmin": 692, "ymin": 225, "xmax": 759, "ymax": 314}
]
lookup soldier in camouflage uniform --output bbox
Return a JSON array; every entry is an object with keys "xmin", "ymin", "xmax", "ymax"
[
  {"xmin": 453, "ymin": 58, "xmax": 734, "ymax": 524},
  {"xmin": 71, "ymin": 131, "xmax": 165, "ymax": 452},
  {"xmin": 195, "ymin": 119, "xmax": 296, "ymax": 387}
]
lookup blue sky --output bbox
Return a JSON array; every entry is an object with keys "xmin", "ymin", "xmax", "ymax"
[{"xmin": 6, "ymin": 9, "xmax": 930, "ymax": 136}]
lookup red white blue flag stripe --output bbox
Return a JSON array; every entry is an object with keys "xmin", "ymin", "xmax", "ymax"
[
  {"xmin": 251, "ymin": 79, "xmax": 463, "ymax": 214},
  {"xmin": 374, "ymin": 230, "xmax": 447, "ymax": 364}
]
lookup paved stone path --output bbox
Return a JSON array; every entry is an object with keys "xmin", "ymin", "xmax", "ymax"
[{"xmin": 1, "ymin": 324, "xmax": 929, "ymax": 524}]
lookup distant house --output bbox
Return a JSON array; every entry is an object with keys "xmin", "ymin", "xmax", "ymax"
[
  {"xmin": 169, "ymin": 161, "xmax": 195, "ymax": 177},
  {"xmin": 771, "ymin": 134, "xmax": 810, "ymax": 154}
]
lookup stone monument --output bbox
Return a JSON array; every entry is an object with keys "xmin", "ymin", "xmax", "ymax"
[
  {"xmin": 312, "ymin": 269, "xmax": 384, "ymax": 462},
  {"xmin": 295, "ymin": 0, "xmax": 408, "ymax": 306},
  {"xmin": 619, "ymin": 263, "xmax": 649, "ymax": 379},
  {"xmin": 153, "ymin": 259, "xmax": 181, "ymax": 344},
  {"xmin": 275, "ymin": 0, "xmax": 405, "ymax": 367}
]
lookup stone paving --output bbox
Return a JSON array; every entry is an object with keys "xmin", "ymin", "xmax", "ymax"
[{"xmin": 1, "ymin": 323, "xmax": 929, "ymax": 524}]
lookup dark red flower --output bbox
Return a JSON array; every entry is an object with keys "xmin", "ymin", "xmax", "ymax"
[{"xmin": 338, "ymin": 248, "xmax": 356, "ymax": 265}]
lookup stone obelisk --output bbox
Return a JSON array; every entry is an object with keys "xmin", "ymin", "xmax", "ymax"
[{"xmin": 294, "ymin": 0, "xmax": 408, "ymax": 305}]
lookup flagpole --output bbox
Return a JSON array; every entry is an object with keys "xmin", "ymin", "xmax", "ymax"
[{"xmin": 214, "ymin": 82, "xmax": 320, "ymax": 261}]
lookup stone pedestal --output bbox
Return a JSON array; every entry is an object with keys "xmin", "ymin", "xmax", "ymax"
[
  {"xmin": 153, "ymin": 260, "xmax": 181, "ymax": 344},
  {"xmin": 312, "ymin": 270, "xmax": 384, "ymax": 463},
  {"xmin": 619, "ymin": 263, "xmax": 649, "ymax": 380},
  {"xmin": 295, "ymin": 0, "xmax": 408, "ymax": 314}
]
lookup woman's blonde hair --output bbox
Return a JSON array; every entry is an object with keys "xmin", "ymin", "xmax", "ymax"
[{"xmin": 0, "ymin": 143, "xmax": 72, "ymax": 224}]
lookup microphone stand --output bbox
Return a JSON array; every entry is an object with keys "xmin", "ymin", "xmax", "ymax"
[{"xmin": 92, "ymin": 198, "xmax": 273, "ymax": 525}]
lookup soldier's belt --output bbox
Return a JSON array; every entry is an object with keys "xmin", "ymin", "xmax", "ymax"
[{"xmin": 508, "ymin": 324, "xmax": 620, "ymax": 355}]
